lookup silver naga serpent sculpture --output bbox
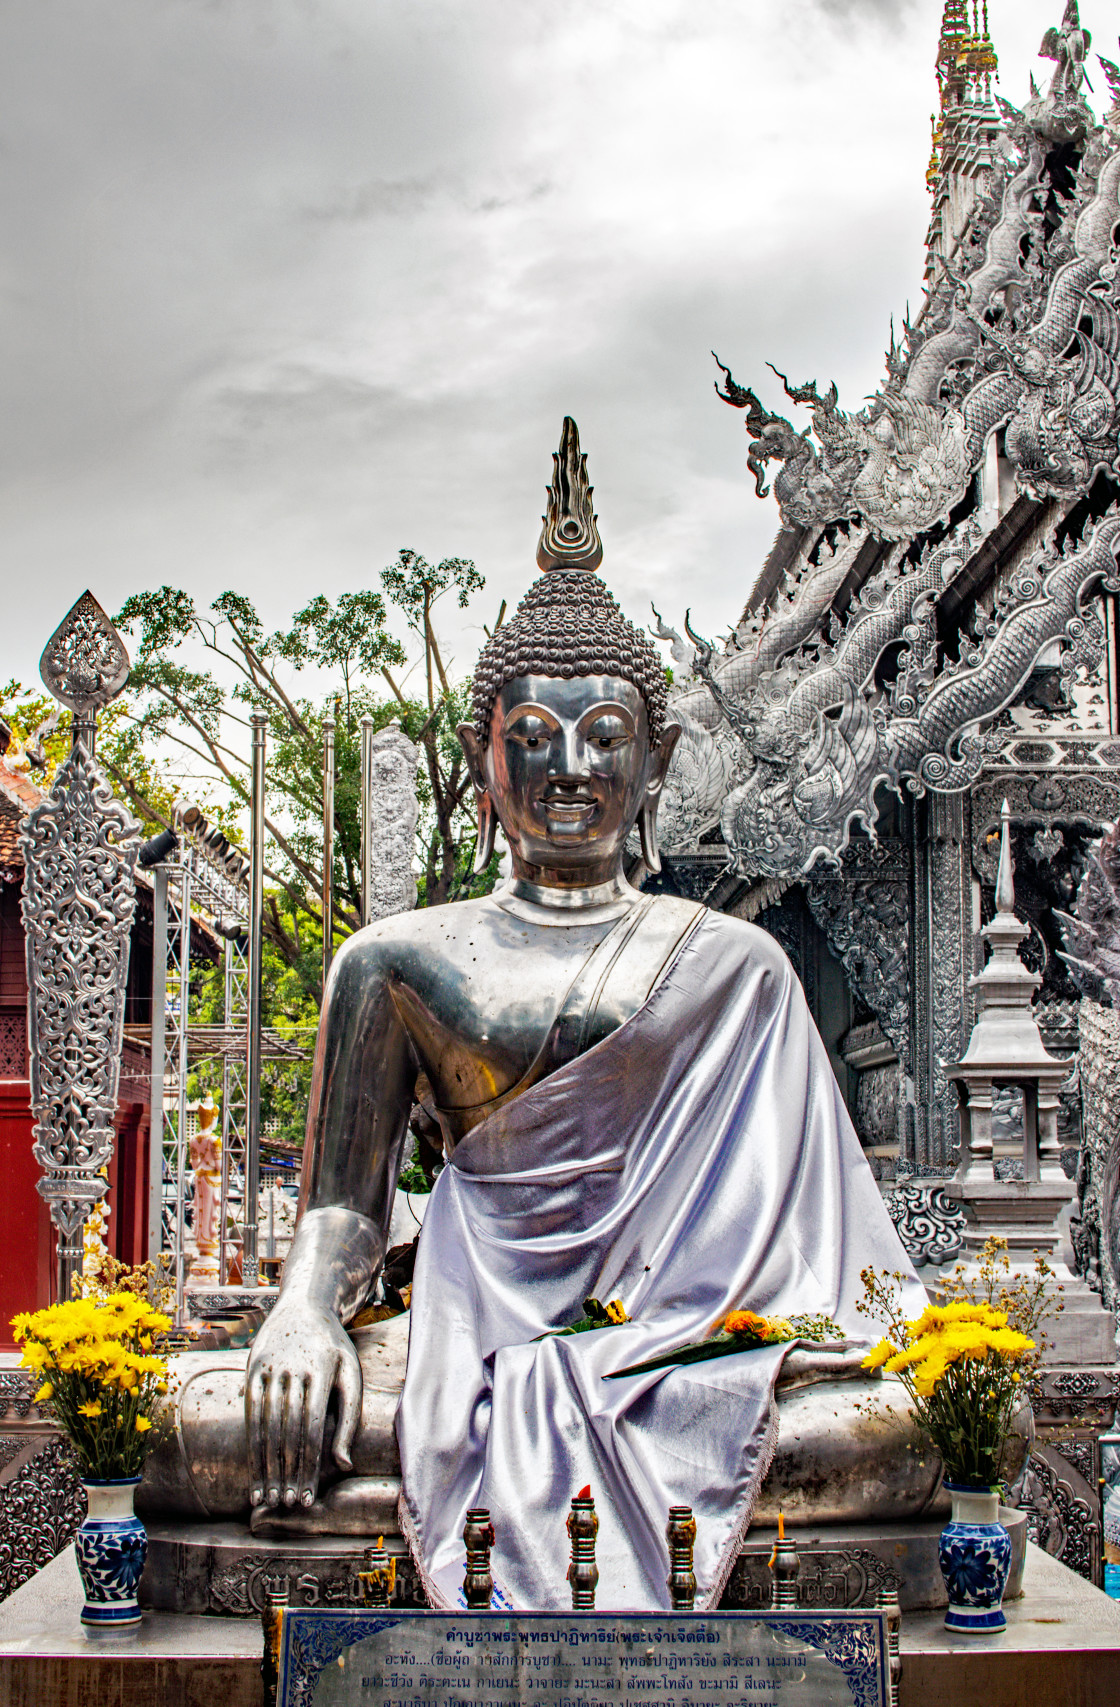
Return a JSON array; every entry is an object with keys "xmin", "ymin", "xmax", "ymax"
[{"xmin": 656, "ymin": 42, "xmax": 1120, "ymax": 884}]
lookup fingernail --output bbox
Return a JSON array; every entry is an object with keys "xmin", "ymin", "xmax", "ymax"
[
  {"xmin": 301, "ymin": 1489, "xmax": 314, "ymax": 1507},
  {"xmin": 250, "ymin": 1488, "xmax": 262, "ymax": 1507},
  {"xmin": 284, "ymin": 1487, "xmax": 296, "ymax": 1506},
  {"xmin": 267, "ymin": 1487, "xmax": 280, "ymax": 1506}
]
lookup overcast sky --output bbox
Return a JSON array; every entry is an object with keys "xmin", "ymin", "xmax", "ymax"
[{"xmin": 0, "ymin": 0, "xmax": 1092, "ymax": 691}]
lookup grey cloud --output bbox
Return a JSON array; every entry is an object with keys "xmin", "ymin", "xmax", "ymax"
[{"xmin": 0, "ymin": 0, "xmax": 1063, "ymax": 674}]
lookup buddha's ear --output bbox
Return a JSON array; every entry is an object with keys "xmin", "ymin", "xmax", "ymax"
[
  {"xmin": 458, "ymin": 723, "xmax": 498, "ymax": 876},
  {"xmin": 638, "ymin": 721, "xmax": 681, "ymax": 876},
  {"xmin": 457, "ymin": 723, "xmax": 487, "ymax": 794}
]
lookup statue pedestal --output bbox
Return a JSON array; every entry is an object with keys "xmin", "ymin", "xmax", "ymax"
[
  {"xmin": 138, "ymin": 1513, "xmax": 1023, "ymax": 1618},
  {"xmin": 6, "ymin": 1538, "xmax": 1120, "ymax": 1707}
]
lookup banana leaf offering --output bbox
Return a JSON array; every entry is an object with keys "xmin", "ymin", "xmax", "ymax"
[{"xmin": 605, "ymin": 1309, "xmax": 846, "ymax": 1380}]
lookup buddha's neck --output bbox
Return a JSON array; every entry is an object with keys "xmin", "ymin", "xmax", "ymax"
[{"xmin": 496, "ymin": 872, "xmax": 642, "ymax": 926}]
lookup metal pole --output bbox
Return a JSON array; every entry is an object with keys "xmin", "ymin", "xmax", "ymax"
[
  {"xmin": 245, "ymin": 713, "xmax": 267, "ymax": 1288},
  {"xmin": 220, "ymin": 939, "xmax": 234, "ymax": 1286},
  {"xmin": 322, "ymin": 716, "xmax": 335, "ymax": 990},
  {"xmin": 360, "ymin": 714, "xmax": 373, "ymax": 928},
  {"xmin": 173, "ymin": 865, "xmax": 191, "ymax": 1327},
  {"xmin": 148, "ymin": 867, "xmax": 169, "ymax": 1264}
]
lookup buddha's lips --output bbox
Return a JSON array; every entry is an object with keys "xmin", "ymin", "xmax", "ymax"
[{"xmin": 542, "ymin": 792, "xmax": 596, "ymax": 810}]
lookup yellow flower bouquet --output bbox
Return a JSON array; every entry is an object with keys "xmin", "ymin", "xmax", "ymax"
[
  {"xmin": 11, "ymin": 1292, "xmax": 172, "ymax": 1480},
  {"xmin": 857, "ymin": 1239, "xmax": 1047, "ymax": 1488}
]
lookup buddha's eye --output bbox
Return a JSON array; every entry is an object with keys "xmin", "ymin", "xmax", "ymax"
[
  {"xmin": 586, "ymin": 717, "xmax": 631, "ymax": 750},
  {"xmin": 507, "ymin": 715, "xmax": 552, "ymax": 749}
]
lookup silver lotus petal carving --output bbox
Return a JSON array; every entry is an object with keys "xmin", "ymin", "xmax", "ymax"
[{"xmin": 39, "ymin": 591, "xmax": 130, "ymax": 716}]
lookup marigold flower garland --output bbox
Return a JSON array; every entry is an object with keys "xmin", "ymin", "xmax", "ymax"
[{"xmin": 11, "ymin": 1292, "xmax": 172, "ymax": 1480}]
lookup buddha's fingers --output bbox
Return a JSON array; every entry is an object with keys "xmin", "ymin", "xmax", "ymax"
[
  {"xmin": 264, "ymin": 1370, "xmax": 289, "ymax": 1506},
  {"xmin": 332, "ymin": 1347, "xmax": 362, "ymax": 1471},
  {"xmin": 246, "ymin": 1364, "xmax": 267, "ymax": 1507},
  {"xmin": 280, "ymin": 1372, "xmax": 309, "ymax": 1506},
  {"xmin": 297, "ymin": 1370, "xmax": 330, "ymax": 1507}
]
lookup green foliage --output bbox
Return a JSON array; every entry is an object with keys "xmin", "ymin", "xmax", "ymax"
[
  {"xmin": 0, "ymin": 680, "xmax": 183, "ymax": 832},
  {"xmin": 112, "ymin": 550, "xmax": 496, "ymax": 1013}
]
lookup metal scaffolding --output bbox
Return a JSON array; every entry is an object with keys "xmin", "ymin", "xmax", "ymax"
[{"xmin": 145, "ymin": 806, "xmax": 252, "ymax": 1318}]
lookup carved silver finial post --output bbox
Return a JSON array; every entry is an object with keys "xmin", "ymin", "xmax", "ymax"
[{"xmin": 21, "ymin": 592, "xmax": 138, "ymax": 1300}]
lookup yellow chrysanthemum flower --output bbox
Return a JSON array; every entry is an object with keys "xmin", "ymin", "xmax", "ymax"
[
  {"xmin": 861, "ymin": 1337, "xmax": 898, "ymax": 1371},
  {"xmin": 77, "ymin": 1401, "xmax": 102, "ymax": 1418},
  {"xmin": 135, "ymin": 1416, "xmax": 152, "ymax": 1433},
  {"xmin": 33, "ymin": 1382, "xmax": 53, "ymax": 1403}
]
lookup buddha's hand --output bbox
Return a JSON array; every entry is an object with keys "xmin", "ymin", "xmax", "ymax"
[{"xmin": 245, "ymin": 1300, "xmax": 363, "ymax": 1510}]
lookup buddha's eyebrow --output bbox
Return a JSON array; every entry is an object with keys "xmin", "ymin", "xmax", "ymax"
[
  {"xmin": 502, "ymin": 703, "xmax": 561, "ymax": 728},
  {"xmin": 578, "ymin": 702, "xmax": 636, "ymax": 733}
]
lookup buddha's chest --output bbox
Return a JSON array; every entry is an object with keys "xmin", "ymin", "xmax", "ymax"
[
  {"xmin": 385, "ymin": 900, "xmax": 694, "ymax": 1139},
  {"xmin": 389, "ymin": 922, "xmax": 616, "ymax": 1123}
]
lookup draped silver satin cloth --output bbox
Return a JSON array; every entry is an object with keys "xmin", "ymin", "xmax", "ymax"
[{"xmin": 396, "ymin": 908, "xmax": 925, "ymax": 1612}]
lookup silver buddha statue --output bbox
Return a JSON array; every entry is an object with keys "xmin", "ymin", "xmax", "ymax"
[{"xmin": 142, "ymin": 420, "xmax": 1027, "ymax": 1611}]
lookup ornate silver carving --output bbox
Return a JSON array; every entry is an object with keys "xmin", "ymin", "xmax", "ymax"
[
  {"xmin": 713, "ymin": 77, "xmax": 1120, "ymax": 540},
  {"xmin": 688, "ymin": 508, "xmax": 1120, "ymax": 884},
  {"xmin": 0, "ymin": 1373, "xmax": 35, "ymax": 1421},
  {"xmin": 0, "ymin": 1012, "xmax": 27, "ymax": 1079},
  {"xmin": 38, "ymin": 591, "xmax": 129, "ymax": 719},
  {"xmin": 804, "ymin": 846, "xmax": 910, "ymax": 1064},
  {"xmin": 365, "ymin": 722, "xmax": 420, "ymax": 923},
  {"xmin": 20, "ymin": 594, "xmax": 139, "ymax": 1289},
  {"xmin": 1006, "ymin": 1444, "xmax": 1099, "ymax": 1583},
  {"xmin": 884, "ymin": 1184, "xmax": 965, "ymax": 1268},
  {"xmin": 725, "ymin": 1544, "xmax": 902, "ymax": 1610},
  {"xmin": 0, "ymin": 1435, "xmax": 84, "ymax": 1602}
]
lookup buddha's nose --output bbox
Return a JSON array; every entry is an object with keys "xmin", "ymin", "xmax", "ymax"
[{"xmin": 547, "ymin": 724, "xmax": 587, "ymax": 782}]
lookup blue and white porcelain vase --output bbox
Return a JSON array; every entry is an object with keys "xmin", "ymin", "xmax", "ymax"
[
  {"xmin": 75, "ymin": 1477, "xmax": 147, "ymax": 1633},
  {"xmin": 938, "ymin": 1483, "xmax": 1012, "ymax": 1633}
]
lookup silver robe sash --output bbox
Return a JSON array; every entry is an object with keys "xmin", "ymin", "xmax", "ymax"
[{"xmin": 396, "ymin": 907, "xmax": 925, "ymax": 1611}]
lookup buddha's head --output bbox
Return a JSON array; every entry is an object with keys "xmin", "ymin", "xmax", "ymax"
[{"xmin": 458, "ymin": 419, "xmax": 679, "ymax": 888}]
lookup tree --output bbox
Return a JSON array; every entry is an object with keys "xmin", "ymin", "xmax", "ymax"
[{"xmin": 111, "ymin": 552, "xmax": 497, "ymax": 1007}]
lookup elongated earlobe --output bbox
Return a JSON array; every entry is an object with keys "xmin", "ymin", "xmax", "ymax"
[
  {"xmin": 473, "ymin": 790, "xmax": 497, "ymax": 875},
  {"xmin": 638, "ymin": 721, "xmax": 679, "ymax": 876},
  {"xmin": 638, "ymin": 800, "xmax": 661, "ymax": 875}
]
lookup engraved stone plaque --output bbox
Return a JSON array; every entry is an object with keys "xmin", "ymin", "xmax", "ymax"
[{"xmin": 275, "ymin": 1609, "xmax": 888, "ymax": 1707}]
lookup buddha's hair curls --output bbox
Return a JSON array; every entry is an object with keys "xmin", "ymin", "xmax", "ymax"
[
  {"xmin": 470, "ymin": 416, "xmax": 667, "ymax": 747},
  {"xmin": 470, "ymin": 569, "xmax": 668, "ymax": 748}
]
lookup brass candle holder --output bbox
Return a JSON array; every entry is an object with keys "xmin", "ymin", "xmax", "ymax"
[
  {"xmin": 769, "ymin": 1513, "xmax": 800, "ymax": 1609},
  {"xmin": 358, "ymin": 1537, "xmax": 395, "ymax": 1609},
  {"xmin": 666, "ymin": 1505, "xmax": 697, "ymax": 1610},
  {"xmin": 463, "ymin": 1507, "xmax": 496, "ymax": 1610},
  {"xmin": 566, "ymin": 1487, "xmax": 599, "ymax": 1609}
]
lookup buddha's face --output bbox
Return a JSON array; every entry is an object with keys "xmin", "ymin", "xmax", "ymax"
[{"xmin": 459, "ymin": 674, "xmax": 678, "ymax": 887}]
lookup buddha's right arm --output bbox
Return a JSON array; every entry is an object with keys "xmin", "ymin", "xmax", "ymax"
[{"xmin": 246, "ymin": 929, "xmax": 416, "ymax": 1510}]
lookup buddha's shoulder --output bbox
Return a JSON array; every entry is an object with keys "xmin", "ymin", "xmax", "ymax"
[
  {"xmin": 327, "ymin": 899, "xmax": 499, "ymax": 979},
  {"xmin": 680, "ymin": 903, "xmax": 796, "ymax": 980}
]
